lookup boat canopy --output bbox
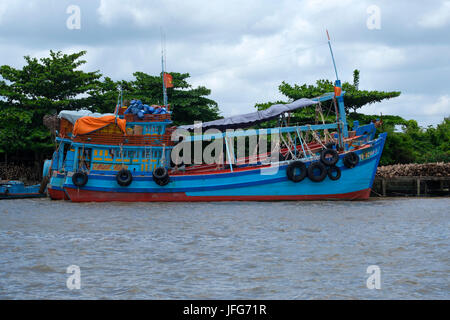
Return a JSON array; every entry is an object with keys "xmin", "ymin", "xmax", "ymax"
[
  {"xmin": 180, "ymin": 98, "xmax": 318, "ymax": 131},
  {"xmin": 58, "ymin": 110, "xmax": 114, "ymax": 124},
  {"xmin": 73, "ymin": 115, "xmax": 126, "ymax": 136}
]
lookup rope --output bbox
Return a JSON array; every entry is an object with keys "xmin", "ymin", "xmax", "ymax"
[
  {"xmin": 308, "ymin": 125, "xmax": 326, "ymax": 149},
  {"xmin": 120, "ymin": 143, "xmax": 124, "ymax": 169}
]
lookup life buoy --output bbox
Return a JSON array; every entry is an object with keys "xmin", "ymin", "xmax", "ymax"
[
  {"xmin": 286, "ymin": 161, "xmax": 307, "ymax": 182},
  {"xmin": 343, "ymin": 151, "xmax": 359, "ymax": 168},
  {"xmin": 153, "ymin": 167, "xmax": 170, "ymax": 186},
  {"xmin": 72, "ymin": 171, "xmax": 88, "ymax": 187},
  {"xmin": 116, "ymin": 169, "xmax": 133, "ymax": 186},
  {"xmin": 327, "ymin": 165, "xmax": 341, "ymax": 181},
  {"xmin": 320, "ymin": 148, "xmax": 339, "ymax": 166},
  {"xmin": 307, "ymin": 162, "xmax": 327, "ymax": 182}
]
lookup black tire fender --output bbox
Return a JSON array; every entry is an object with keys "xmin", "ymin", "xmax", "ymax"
[
  {"xmin": 343, "ymin": 151, "xmax": 359, "ymax": 168},
  {"xmin": 286, "ymin": 161, "xmax": 307, "ymax": 183},
  {"xmin": 116, "ymin": 169, "xmax": 133, "ymax": 187},
  {"xmin": 327, "ymin": 165, "xmax": 341, "ymax": 181},
  {"xmin": 307, "ymin": 162, "xmax": 327, "ymax": 182},
  {"xmin": 72, "ymin": 171, "xmax": 88, "ymax": 187},
  {"xmin": 153, "ymin": 167, "xmax": 170, "ymax": 186},
  {"xmin": 320, "ymin": 148, "xmax": 339, "ymax": 166}
]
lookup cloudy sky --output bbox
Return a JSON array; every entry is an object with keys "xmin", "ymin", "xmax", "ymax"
[{"xmin": 0, "ymin": 0, "xmax": 449, "ymax": 126}]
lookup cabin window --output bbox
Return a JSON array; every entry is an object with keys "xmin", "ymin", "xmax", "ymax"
[
  {"xmin": 78, "ymin": 148, "xmax": 92, "ymax": 171},
  {"xmin": 60, "ymin": 143, "xmax": 71, "ymax": 169},
  {"xmin": 144, "ymin": 149, "xmax": 152, "ymax": 158}
]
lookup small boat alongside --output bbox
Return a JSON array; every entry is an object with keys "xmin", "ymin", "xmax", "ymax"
[{"xmin": 0, "ymin": 180, "xmax": 45, "ymax": 199}]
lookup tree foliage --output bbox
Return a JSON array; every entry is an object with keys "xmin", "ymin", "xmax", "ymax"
[
  {"xmin": 255, "ymin": 69, "xmax": 401, "ymax": 127},
  {"xmin": 349, "ymin": 114, "xmax": 450, "ymax": 165},
  {"xmin": 277, "ymin": 69, "xmax": 401, "ymax": 113},
  {"xmin": 88, "ymin": 72, "xmax": 221, "ymax": 125},
  {"xmin": 0, "ymin": 50, "xmax": 221, "ymax": 164},
  {"xmin": 0, "ymin": 51, "xmax": 101, "ymax": 158},
  {"xmin": 255, "ymin": 71, "xmax": 448, "ymax": 165}
]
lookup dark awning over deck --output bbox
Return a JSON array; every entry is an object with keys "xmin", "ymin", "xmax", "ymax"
[{"xmin": 180, "ymin": 98, "xmax": 318, "ymax": 131}]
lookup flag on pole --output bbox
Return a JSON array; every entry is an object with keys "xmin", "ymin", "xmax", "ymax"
[
  {"xmin": 334, "ymin": 86, "xmax": 342, "ymax": 97},
  {"xmin": 163, "ymin": 73, "xmax": 173, "ymax": 88}
]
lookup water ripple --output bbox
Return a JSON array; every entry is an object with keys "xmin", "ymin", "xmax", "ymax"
[{"xmin": 0, "ymin": 197, "xmax": 449, "ymax": 299}]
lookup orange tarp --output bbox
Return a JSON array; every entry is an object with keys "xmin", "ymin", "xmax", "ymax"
[{"xmin": 73, "ymin": 115, "xmax": 126, "ymax": 136}]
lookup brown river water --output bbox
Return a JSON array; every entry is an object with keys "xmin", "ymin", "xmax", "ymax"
[{"xmin": 0, "ymin": 197, "xmax": 448, "ymax": 299}]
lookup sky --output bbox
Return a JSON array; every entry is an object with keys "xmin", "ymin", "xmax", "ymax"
[{"xmin": 0, "ymin": 0, "xmax": 449, "ymax": 127}]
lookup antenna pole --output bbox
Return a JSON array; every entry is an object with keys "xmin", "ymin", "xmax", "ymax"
[
  {"xmin": 326, "ymin": 30, "xmax": 339, "ymax": 81},
  {"xmin": 326, "ymin": 30, "xmax": 348, "ymax": 142},
  {"xmin": 161, "ymin": 28, "xmax": 168, "ymax": 107}
]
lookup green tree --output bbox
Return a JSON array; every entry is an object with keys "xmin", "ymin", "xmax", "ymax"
[
  {"xmin": 0, "ymin": 50, "xmax": 101, "ymax": 163},
  {"xmin": 276, "ymin": 69, "xmax": 401, "ymax": 113},
  {"xmin": 255, "ymin": 70, "xmax": 401, "ymax": 127},
  {"xmin": 106, "ymin": 71, "xmax": 221, "ymax": 125}
]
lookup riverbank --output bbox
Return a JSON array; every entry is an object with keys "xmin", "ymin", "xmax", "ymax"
[
  {"xmin": 371, "ymin": 163, "xmax": 450, "ymax": 197},
  {"xmin": 0, "ymin": 163, "xmax": 41, "ymax": 185},
  {"xmin": 371, "ymin": 176, "xmax": 450, "ymax": 197}
]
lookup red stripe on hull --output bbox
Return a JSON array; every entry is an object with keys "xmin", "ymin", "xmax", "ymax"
[
  {"xmin": 65, "ymin": 187, "xmax": 371, "ymax": 202},
  {"xmin": 48, "ymin": 187, "xmax": 69, "ymax": 200}
]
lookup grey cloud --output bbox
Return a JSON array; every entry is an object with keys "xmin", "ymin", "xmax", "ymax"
[{"xmin": 0, "ymin": 0, "xmax": 448, "ymax": 126}]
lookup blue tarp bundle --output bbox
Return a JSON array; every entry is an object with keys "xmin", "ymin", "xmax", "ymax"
[{"xmin": 124, "ymin": 100, "xmax": 168, "ymax": 119}]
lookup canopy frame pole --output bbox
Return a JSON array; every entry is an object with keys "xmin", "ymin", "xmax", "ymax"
[
  {"xmin": 296, "ymin": 128, "xmax": 308, "ymax": 159},
  {"xmin": 279, "ymin": 132, "xmax": 295, "ymax": 160},
  {"xmin": 224, "ymin": 137, "xmax": 233, "ymax": 172},
  {"xmin": 332, "ymin": 97, "xmax": 345, "ymax": 150},
  {"xmin": 286, "ymin": 130, "xmax": 297, "ymax": 158}
]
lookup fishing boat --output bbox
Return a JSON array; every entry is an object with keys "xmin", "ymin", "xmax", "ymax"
[
  {"xmin": 0, "ymin": 180, "xmax": 45, "ymax": 199},
  {"xmin": 44, "ymin": 37, "xmax": 387, "ymax": 202},
  {"xmin": 44, "ymin": 89, "xmax": 386, "ymax": 202}
]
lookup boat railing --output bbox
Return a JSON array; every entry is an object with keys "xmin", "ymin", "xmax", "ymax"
[{"xmin": 124, "ymin": 113, "xmax": 171, "ymax": 122}]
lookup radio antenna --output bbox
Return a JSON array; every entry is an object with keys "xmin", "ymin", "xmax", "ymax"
[{"xmin": 326, "ymin": 30, "xmax": 339, "ymax": 81}]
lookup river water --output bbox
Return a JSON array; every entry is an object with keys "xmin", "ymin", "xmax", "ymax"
[{"xmin": 0, "ymin": 198, "xmax": 448, "ymax": 299}]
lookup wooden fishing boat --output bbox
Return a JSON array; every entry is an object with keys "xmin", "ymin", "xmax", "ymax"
[
  {"xmin": 44, "ymin": 89, "xmax": 386, "ymax": 202},
  {"xmin": 0, "ymin": 180, "xmax": 45, "ymax": 199},
  {"xmin": 44, "ymin": 37, "xmax": 387, "ymax": 202}
]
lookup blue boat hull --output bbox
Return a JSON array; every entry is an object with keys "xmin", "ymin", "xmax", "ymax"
[
  {"xmin": 62, "ymin": 134, "xmax": 386, "ymax": 202},
  {"xmin": 0, "ymin": 182, "xmax": 44, "ymax": 200}
]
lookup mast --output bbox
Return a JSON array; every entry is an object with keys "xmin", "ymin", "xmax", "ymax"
[
  {"xmin": 326, "ymin": 30, "xmax": 339, "ymax": 81},
  {"xmin": 161, "ymin": 29, "xmax": 168, "ymax": 107},
  {"xmin": 326, "ymin": 30, "xmax": 348, "ymax": 141}
]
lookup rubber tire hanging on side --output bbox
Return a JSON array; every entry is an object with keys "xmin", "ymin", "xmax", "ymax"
[
  {"xmin": 320, "ymin": 148, "xmax": 339, "ymax": 166},
  {"xmin": 153, "ymin": 167, "xmax": 170, "ymax": 186},
  {"xmin": 116, "ymin": 169, "xmax": 133, "ymax": 187},
  {"xmin": 307, "ymin": 162, "xmax": 327, "ymax": 182},
  {"xmin": 327, "ymin": 165, "xmax": 341, "ymax": 181},
  {"xmin": 72, "ymin": 171, "xmax": 88, "ymax": 187},
  {"xmin": 286, "ymin": 161, "xmax": 307, "ymax": 182},
  {"xmin": 343, "ymin": 152, "xmax": 359, "ymax": 169}
]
